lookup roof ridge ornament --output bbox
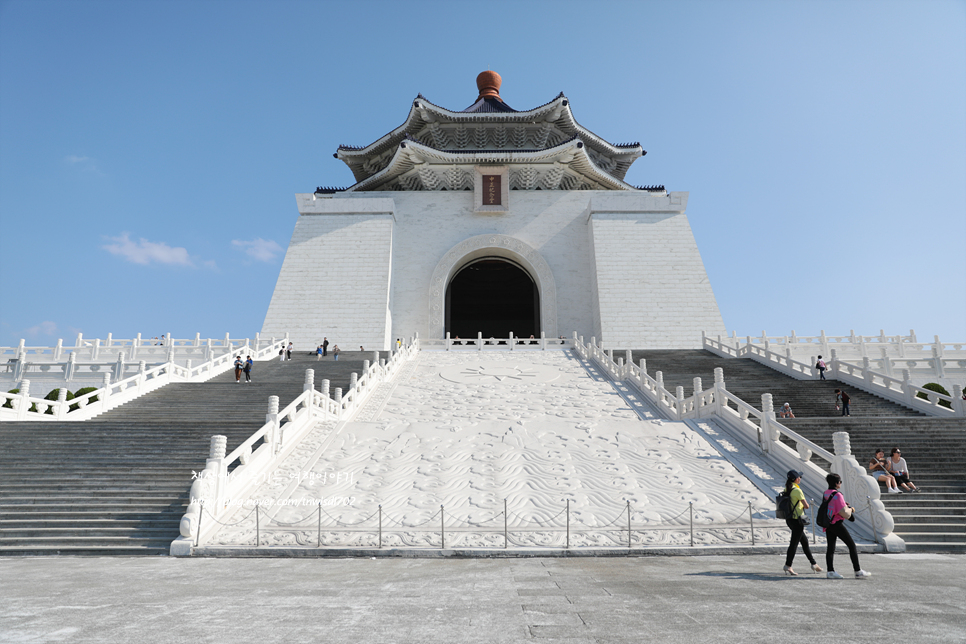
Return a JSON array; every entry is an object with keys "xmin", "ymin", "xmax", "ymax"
[{"xmin": 476, "ymin": 70, "xmax": 503, "ymax": 101}]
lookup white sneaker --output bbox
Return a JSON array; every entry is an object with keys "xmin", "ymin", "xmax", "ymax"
[
  {"xmin": 855, "ymin": 570, "xmax": 872, "ymax": 578},
  {"xmin": 827, "ymin": 571, "xmax": 844, "ymax": 579},
  {"xmin": 887, "ymin": 488, "xmax": 899, "ymax": 494}
]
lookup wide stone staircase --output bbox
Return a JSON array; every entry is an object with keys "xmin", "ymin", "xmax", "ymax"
[
  {"xmin": 0, "ymin": 352, "xmax": 383, "ymax": 555},
  {"xmin": 633, "ymin": 350, "xmax": 966, "ymax": 552}
]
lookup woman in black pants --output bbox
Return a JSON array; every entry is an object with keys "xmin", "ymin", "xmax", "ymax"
[
  {"xmin": 782, "ymin": 470, "xmax": 822, "ymax": 575},
  {"xmin": 822, "ymin": 473, "xmax": 871, "ymax": 579}
]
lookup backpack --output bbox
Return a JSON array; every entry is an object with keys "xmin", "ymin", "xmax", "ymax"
[
  {"xmin": 816, "ymin": 491, "xmax": 838, "ymax": 529},
  {"xmin": 775, "ymin": 491, "xmax": 794, "ymax": 520}
]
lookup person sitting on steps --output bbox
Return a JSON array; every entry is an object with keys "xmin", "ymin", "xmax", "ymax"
[
  {"xmin": 887, "ymin": 447, "xmax": 918, "ymax": 493},
  {"xmin": 869, "ymin": 449, "xmax": 901, "ymax": 494},
  {"xmin": 779, "ymin": 402, "xmax": 795, "ymax": 419}
]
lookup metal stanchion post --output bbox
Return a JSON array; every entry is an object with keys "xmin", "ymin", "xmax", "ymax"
[
  {"xmin": 749, "ymin": 501, "xmax": 755, "ymax": 545},
  {"xmin": 627, "ymin": 501, "xmax": 631, "ymax": 549},
  {"xmin": 256, "ymin": 505, "xmax": 260, "ymax": 547},
  {"xmin": 196, "ymin": 508, "xmax": 203, "ymax": 547},
  {"xmin": 867, "ymin": 496, "xmax": 877, "ymax": 544},
  {"xmin": 441, "ymin": 505, "xmax": 445, "ymax": 550},
  {"xmin": 566, "ymin": 500, "xmax": 570, "ymax": 549},
  {"xmin": 810, "ymin": 499, "xmax": 816, "ymax": 545},
  {"xmin": 504, "ymin": 499, "xmax": 508, "ymax": 549},
  {"xmin": 689, "ymin": 502, "xmax": 694, "ymax": 547},
  {"xmin": 379, "ymin": 505, "xmax": 382, "ymax": 548},
  {"xmin": 317, "ymin": 504, "xmax": 321, "ymax": 548}
]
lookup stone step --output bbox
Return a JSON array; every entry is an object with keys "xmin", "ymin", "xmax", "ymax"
[
  {"xmin": 1, "ymin": 526, "xmax": 180, "ymax": 537},
  {"xmin": 0, "ymin": 546, "xmax": 172, "ymax": 556},
  {"xmin": 891, "ymin": 522, "xmax": 966, "ymax": 533},
  {"xmin": 890, "ymin": 532, "xmax": 966, "ymax": 544}
]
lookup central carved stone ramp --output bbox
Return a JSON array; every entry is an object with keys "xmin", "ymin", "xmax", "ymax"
[{"xmin": 0, "ymin": 352, "xmax": 383, "ymax": 556}]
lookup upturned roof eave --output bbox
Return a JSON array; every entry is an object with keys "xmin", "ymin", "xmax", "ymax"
[{"xmin": 345, "ymin": 137, "xmax": 636, "ymax": 193}]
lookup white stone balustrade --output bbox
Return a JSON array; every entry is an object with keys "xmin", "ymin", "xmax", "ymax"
[
  {"xmin": 171, "ymin": 337, "xmax": 420, "ymax": 555},
  {"xmin": 572, "ymin": 335, "xmax": 904, "ymax": 550},
  {"xmin": 428, "ymin": 332, "xmax": 568, "ymax": 351},
  {"xmin": 0, "ymin": 337, "xmax": 288, "ymax": 422},
  {"xmin": 702, "ymin": 333, "xmax": 964, "ymax": 418}
]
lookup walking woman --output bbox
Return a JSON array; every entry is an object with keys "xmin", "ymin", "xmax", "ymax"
[
  {"xmin": 783, "ymin": 470, "xmax": 822, "ymax": 575},
  {"xmin": 822, "ymin": 473, "xmax": 871, "ymax": 579}
]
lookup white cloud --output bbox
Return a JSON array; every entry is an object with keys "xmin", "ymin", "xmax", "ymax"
[
  {"xmin": 26, "ymin": 321, "xmax": 58, "ymax": 337},
  {"xmin": 232, "ymin": 238, "xmax": 283, "ymax": 262},
  {"xmin": 102, "ymin": 233, "xmax": 194, "ymax": 267},
  {"xmin": 64, "ymin": 154, "xmax": 105, "ymax": 176}
]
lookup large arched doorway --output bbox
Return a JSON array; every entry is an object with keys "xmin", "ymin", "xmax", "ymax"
[{"xmin": 445, "ymin": 257, "xmax": 539, "ymax": 339}]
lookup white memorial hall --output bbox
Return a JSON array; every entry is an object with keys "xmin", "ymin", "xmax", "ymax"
[{"xmin": 262, "ymin": 71, "xmax": 726, "ymax": 351}]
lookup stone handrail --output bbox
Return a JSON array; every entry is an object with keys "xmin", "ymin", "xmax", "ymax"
[
  {"xmin": 0, "ymin": 332, "xmax": 282, "ymax": 364},
  {"xmin": 0, "ymin": 338, "xmax": 287, "ymax": 422},
  {"xmin": 573, "ymin": 334, "xmax": 903, "ymax": 550},
  {"xmin": 714, "ymin": 329, "xmax": 964, "ymax": 361},
  {"xmin": 702, "ymin": 334, "xmax": 965, "ymax": 418},
  {"xmin": 419, "ymin": 331, "xmax": 571, "ymax": 351},
  {"xmin": 171, "ymin": 338, "xmax": 420, "ymax": 554}
]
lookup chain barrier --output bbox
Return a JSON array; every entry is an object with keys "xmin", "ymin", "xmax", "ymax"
[
  {"xmin": 197, "ymin": 495, "xmax": 796, "ymax": 549},
  {"xmin": 201, "ymin": 505, "xmax": 257, "ymax": 527}
]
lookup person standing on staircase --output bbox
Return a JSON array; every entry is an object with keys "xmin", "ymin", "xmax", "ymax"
[
  {"xmin": 322, "ymin": 337, "xmax": 329, "ymax": 357},
  {"xmin": 234, "ymin": 355, "xmax": 243, "ymax": 383},
  {"xmin": 816, "ymin": 355, "xmax": 827, "ymax": 380},
  {"xmin": 822, "ymin": 473, "xmax": 871, "ymax": 579},
  {"xmin": 286, "ymin": 342, "xmax": 293, "ymax": 361},
  {"xmin": 782, "ymin": 470, "xmax": 822, "ymax": 576},
  {"xmin": 834, "ymin": 389, "xmax": 851, "ymax": 416},
  {"xmin": 244, "ymin": 356, "xmax": 253, "ymax": 383}
]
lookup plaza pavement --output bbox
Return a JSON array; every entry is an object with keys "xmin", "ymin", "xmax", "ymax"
[{"xmin": 1, "ymin": 553, "xmax": 963, "ymax": 643}]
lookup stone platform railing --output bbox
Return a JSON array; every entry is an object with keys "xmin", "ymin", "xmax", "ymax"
[
  {"xmin": 171, "ymin": 338, "xmax": 419, "ymax": 555},
  {"xmin": 574, "ymin": 334, "xmax": 903, "ymax": 551},
  {"xmin": 0, "ymin": 338, "xmax": 287, "ymax": 422},
  {"xmin": 419, "ymin": 331, "xmax": 571, "ymax": 351},
  {"xmin": 711, "ymin": 330, "xmax": 966, "ymax": 385},
  {"xmin": 702, "ymin": 334, "xmax": 965, "ymax": 418}
]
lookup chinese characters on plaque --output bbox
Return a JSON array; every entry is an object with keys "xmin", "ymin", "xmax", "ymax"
[{"xmin": 483, "ymin": 174, "xmax": 502, "ymax": 206}]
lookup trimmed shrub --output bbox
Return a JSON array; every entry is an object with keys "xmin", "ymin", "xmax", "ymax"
[
  {"xmin": 44, "ymin": 388, "xmax": 75, "ymax": 414},
  {"xmin": 3, "ymin": 389, "xmax": 37, "ymax": 412},
  {"xmin": 917, "ymin": 382, "xmax": 952, "ymax": 409},
  {"xmin": 71, "ymin": 387, "xmax": 99, "ymax": 411}
]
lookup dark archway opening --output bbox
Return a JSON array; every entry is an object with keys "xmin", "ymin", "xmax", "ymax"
[{"xmin": 445, "ymin": 258, "xmax": 539, "ymax": 339}]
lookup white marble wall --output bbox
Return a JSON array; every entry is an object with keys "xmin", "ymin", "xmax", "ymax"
[{"xmin": 264, "ymin": 189, "xmax": 725, "ymax": 351}]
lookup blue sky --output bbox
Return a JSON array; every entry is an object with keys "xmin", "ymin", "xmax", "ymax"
[{"xmin": 1, "ymin": 0, "xmax": 964, "ymax": 347}]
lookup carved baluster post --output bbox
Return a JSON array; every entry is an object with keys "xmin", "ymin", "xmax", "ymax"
[
  {"xmin": 952, "ymin": 385, "xmax": 965, "ymax": 418},
  {"xmin": 304, "ymin": 369, "xmax": 315, "ymax": 393},
  {"xmin": 509, "ymin": 331, "xmax": 514, "ymax": 351},
  {"xmin": 54, "ymin": 339, "xmax": 63, "ymax": 361},
  {"xmin": 65, "ymin": 351, "xmax": 76, "ymax": 383},
  {"xmin": 115, "ymin": 352, "xmax": 125, "ymax": 383},
  {"xmin": 17, "ymin": 380, "xmax": 30, "ymax": 420},
  {"xmin": 92, "ymin": 339, "xmax": 101, "ymax": 361},
  {"xmin": 266, "ymin": 396, "xmax": 279, "ymax": 453},
  {"xmin": 880, "ymin": 348, "xmax": 893, "ymax": 378},
  {"xmin": 675, "ymin": 386, "xmax": 685, "ymax": 419},
  {"xmin": 713, "ymin": 367, "xmax": 725, "ymax": 415},
  {"xmin": 693, "ymin": 377, "xmax": 703, "ymax": 415},
  {"xmin": 56, "ymin": 386, "xmax": 69, "ymax": 419},
  {"xmin": 820, "ymin": 330, "xmax": 829, "ymax": 360},
  {"xmin": 931, "ymin": 346, "xmax": 946, "ymax": 379},
  {"xmin": 334, "ymin": 388, "xmax": 343, "ymax": 419},
  {"xmin": 106, "ymin": 332, "xmax": 113, "ymax": 348},
  {"xmin": 478, "ymin": 331, "xmax": 483, "ymax": 352},
  {"xmin": 445, "ymin": 331, "xmax": 451, "ymax": 351},
  {"xmin": 761, "ymin": 393, "xmax": 776, "ymax": 453}
]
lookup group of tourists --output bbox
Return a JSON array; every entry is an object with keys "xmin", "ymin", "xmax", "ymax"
[
  {"xmin": 782, "ymin": 470, "xmax": 872, "ymax": 579},
  {"xmin": 315, "ymin": 338, "xmax": 340, "ymax": 360},
  {"xmin": 869, "ymin": 448, "xmax": 918, "ymax": 493},
  {"xmin": 233, "ymin": 355, "xmax": 253, "ymax": 383}
]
